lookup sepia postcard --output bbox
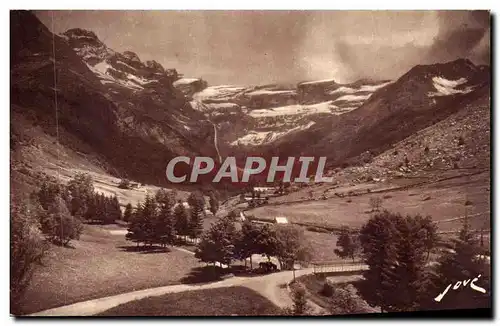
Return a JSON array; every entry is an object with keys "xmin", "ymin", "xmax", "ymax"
[{"xmin": 10, "ymin": 9, "xmax": 491, "ymax": 318}]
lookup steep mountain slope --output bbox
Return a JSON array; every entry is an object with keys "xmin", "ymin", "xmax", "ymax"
[
  {"xmin": 331, "ymin": 84, "xmax": 491, "ymax": 185},
  {"xmin": 11, "ymin": 11, "xmax": 217, "ymax": 189},
  {"xmin": 266, "ymin": 59, "xmax": 490, "ymax": 167}
]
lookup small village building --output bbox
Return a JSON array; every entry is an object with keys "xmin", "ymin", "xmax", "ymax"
[{"xmin": 274, "ymin": 216, "xmax": 288, "ymax": 224}]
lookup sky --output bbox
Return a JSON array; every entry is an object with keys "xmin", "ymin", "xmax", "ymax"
[{"xmin": 35, "ymin": 10, "xmax": 490, "ymax": 86}]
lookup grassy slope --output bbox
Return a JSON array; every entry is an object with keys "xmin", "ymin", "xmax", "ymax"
[
  {"xmin": 18, "ymin": 225, "xmax": 203, "ymax": 315},
  {"xmin": 97, "ymin": 286, "xmax": 281, "ymax": 316},
  {"xmin": 247, "ymin": 171, "xmax": 489, "ymax": 231}
]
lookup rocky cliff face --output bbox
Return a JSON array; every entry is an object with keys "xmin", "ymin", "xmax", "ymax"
[
  {"xmin": 11, "ymin": 11, "xmax": 217, "ymax": 187},
  {"xmin": 178, "ymin": 78, "xmax": 392, "ymax": 151}
]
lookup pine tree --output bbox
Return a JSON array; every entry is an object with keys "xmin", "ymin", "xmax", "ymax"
[
  {"xmin": 428, "ymin": 215, "xmax": 490, "ymax": 310},
  {"xmin": 123, "ymin": 203, "xmax": 133, "ymax": 222},
  {"xmin": 390, "ymin": 215, "xmax": 434, "ymax": 311},
  {"xmin": 154, "ymin": 189, "xmax": 175, "ymax": 247},
  {"xmin": 141, "ymin": 194, "xmax": 158, "ymax": 246},
  {"xmin": 111, "ymin": 195, "xmax": 122, "ymax": 222},
  {"xmin": 359, "ymin": 211, "xmax": 400, "ymax": 312},
  {"xmin": 174, "ymin": 201, "xmax": 189, "ymax": 241},
  {"xmin": 187, "ymin": 191, "xmax": 205, "ymax": 210},
  {"xmin": 67, "ymin": 173, "xmax": 94, "ymax": 219},
  {"xmin": 188, "ymin": 198, "xmax": 204, "ymax": 242},
  {"xmin": 126, "ymin": 202, "xmax": 145, "ymax": 246},
  {"xmin": 94, "ymin": 193, "xmax": 106, "ymax": 224},
  {"xmin": 84, "ymin": 194, "xmax": 98, "ymax": 222}
]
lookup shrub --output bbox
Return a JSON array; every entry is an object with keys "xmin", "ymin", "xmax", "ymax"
[
  {"xmin": 458, "ymin": 136, "xmax": 465, "ymax": 146},
  {"xmin": 11, "ymin": 201, "xmax": 48, "ymax": 314},
  {"xmin": 465, "ymin": 200, "xmax": 473, "ymax": 206}
]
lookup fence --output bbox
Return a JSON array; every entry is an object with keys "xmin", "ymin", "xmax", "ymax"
[{"xmin": 311, "ymin": 261, "xmax": 368, "ymax": 274}]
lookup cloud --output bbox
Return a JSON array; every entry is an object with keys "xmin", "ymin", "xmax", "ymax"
[{"xmin": 35, "ymin": 10, "xmax": 490, "ymax": 86}]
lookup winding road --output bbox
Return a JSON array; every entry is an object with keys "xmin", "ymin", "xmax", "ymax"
[
  {"xmin": 28, "ymin": 268, "xmax": 315, "ymax": 316},
  {"xmin": 28, "ymin": 244, "xmax": 368, "ymax": 316}
]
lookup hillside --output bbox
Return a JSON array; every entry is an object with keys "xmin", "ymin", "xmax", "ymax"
[
  {"xmin": 11, "ymin": 11, "xmax": 218, "ymax": 191},
  {"xmin": 264, "ymin": 59, "xmax": 490, "ymax": 166}
]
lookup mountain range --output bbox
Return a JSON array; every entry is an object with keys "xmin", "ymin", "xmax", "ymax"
[{"xmin": 10, "ymin": 10, "xmax": 490, "ymax": 192}]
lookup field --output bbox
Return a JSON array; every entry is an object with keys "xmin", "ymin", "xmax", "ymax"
[
  {"xmin": 247, "ymin": 171, "xmax": 490, "ymax": 232},
  {"xmin": 97, "ymin": 286, "xmax": 281, "ymax": 316},
  {"xmin": 18, "ymin": 224, "xmax": 204, "ymax": 315},
  {"xmin": 243, "ymin": 171, "xmax": 490, "ymax": 263}
]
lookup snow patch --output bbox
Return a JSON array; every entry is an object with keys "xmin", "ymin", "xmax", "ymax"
[
  {"xmin": 193, "ymin": 85, "xmax": 247, "ymax": 101},
  {"xmin": 92, "ymin": 61, "xmax": 110, "ymax": 75},
  {"xmin": 333, "ymin": 94, "xmax": 371, "ymax": 103},
  {"xmin": 246, "ymin": 89, "xmax": 295, "ymax": 96},
  {"xmin": 359, "ymin": 81, "xmax": 393, "ymax": 92},
  {"xmin": 329, "ymin": 86, "xmax": 358, "ymax": 95},
  {"xmin": 173, "ymin": 78, "xmax": 201, "ymax": 86},
  {"xmin": 116, "ymin": 60, "xmax": 137, "ymax": 71},
  {"xmin": 231, "ymin": 121, "xmax": 316, "ymax": 146},
  {"xmin": 249, "ymin": 101, "xmax": 334, "ymax": 118},
  {"xmin": 428, "ymin": 76, "xmax": 474, "ymax": 97}
]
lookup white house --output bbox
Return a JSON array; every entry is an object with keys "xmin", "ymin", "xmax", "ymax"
[{"xmin": 274, "ymin": 216, "xmax": 288, "ymax": 224}]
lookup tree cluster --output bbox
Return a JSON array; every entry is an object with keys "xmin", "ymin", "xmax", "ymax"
[
  {"xmin": 29, "ymin": 173, "xmax": 122, "ymax": 246},
  {"xmin": 358, "ymin": 210, "xmax": 490, "ymax": 312},
  {"xmin": 31, "ymin": 173, "xmax": 124, "ymax": 245},
  {"xmin": 195, "ymin": 219, "xmax": 312, "ymax": 270},
  {"xmin": 125, "ymin": 189, "xmax": 208, "ymax": 247},
  {"xmin": 358, "ymin": 211, "xmax": 437, "ymax": 312}
]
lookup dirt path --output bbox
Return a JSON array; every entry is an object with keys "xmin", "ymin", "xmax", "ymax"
[
  {"xmin": 28, "ymin": 232, "xmax": 367, "ymax": 316},
  {"xmin": 28, "ymin": 264, "xmax": 367, "ymax": 316}
]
